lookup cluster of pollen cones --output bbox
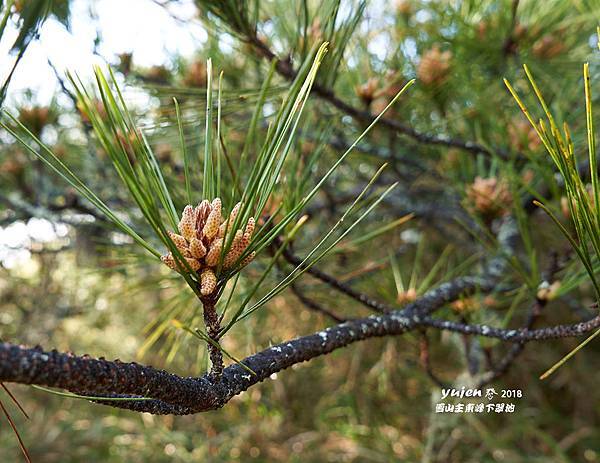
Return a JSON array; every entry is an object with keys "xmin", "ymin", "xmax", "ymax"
[{"xmin": 161, "ymin": 198, "xmax": 256, "ymax": 296}]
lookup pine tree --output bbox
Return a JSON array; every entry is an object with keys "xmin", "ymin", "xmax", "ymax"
[{"xmin": 1, "ymin": 0, "xmax": 600, "ymax": 460}]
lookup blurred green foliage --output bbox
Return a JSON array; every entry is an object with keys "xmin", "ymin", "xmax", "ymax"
[{"xmin": 2, "ymin": 0, "xmax": 600, "ymax": 461}]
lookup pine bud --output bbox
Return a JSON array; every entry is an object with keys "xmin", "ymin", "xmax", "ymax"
[
  {"xmin": 239, "ymin": 251, "xmax": 256, "ymax": 269},
  {"xmin": 355, "ymin": 77, "xmax": 379, "ymax": 106},
  {"xmin": 532, "ymin": 34, "xmax": 564, "ymax": 59},
  {"xmin": 223, "ymin": 230, "xmax": 245, "ymax": 268},
  {"xmin": 161, "ymin": 253, "xmax": 177, "ymax": 270},
  {"xmin": 189, "ymin": 237, "xmax": 207, "ymax": 258},
  {"xmin": 178, "ymin": 205, "xmax": 197, "ymax": 241},
  {"xmin": 239, "ymin": 232, "xmax": 251, "ymax": 254},
  {"xmin": 205, "ymin": 238, "xmax": 223, "ymax": 267},
  {"xmin": 185, "ymin": 257, "xmax": 202, "ymax": 272},
  {"xmin": 180, "ymin": 248, "xmax": 192, "ymax": 258},
  {"xmin": 165, "ymin": 198, "xmax": 257, "ymax": 280},
  {"xmin": 244, "ymin": 217, "xmax": 255, "ymax": 238},
  {"xmin": 219, "ymin": 202, "xmax": 242, "ymax": 237},
  {"xmin": 167, "ymin": 230, "xmax": 191, "ymax": 257},
  {"xmin": 195, "ymin": 200, "xmax": 211, "ymax": 233},
  {"xmin": 229, "ymin": 202, "xmax": 241, "ymax": 223},
  {"xmin": 465, "ymin": 176, "xmax": 512, "ymax": 220},
  {"xmin": 218, "ymin": 221, "xmax": 227, "ymax": 239},
  {"xmin": 183, "ymin": 61, "xmax": 207, "ymax": 88},
  {"xmin": 417, "ymin": 46, "xmax": 452, "ymax": 87},
  {"xmin": 161, "ymin": 253, "xmax": 201, "ymax": 272},
  {"xmin": 168, "ymin": 231, "xmax": 188, "ymax": 249},
  {"xmin": 202, "ymin": 198, "xmax": 222, "ymax": 240},
  {"xmin": 200, "ymin": 268, "xmax": 217, "ymax": 296},
  {"xmin": 537, "ymin": 280, "xmax": 561, "ymax": 301}
]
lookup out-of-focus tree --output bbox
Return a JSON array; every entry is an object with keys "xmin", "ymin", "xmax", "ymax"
[{"xmin": 1, "ymin": 1, "xmax": 600, "ymax": 461}]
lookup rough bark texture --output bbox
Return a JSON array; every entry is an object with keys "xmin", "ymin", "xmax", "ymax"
[
  {"xmin": 0, "ymin": 276, "xmax": 483, "ymax": 415},
  {"xmin": 2, "ymin": 218, "xmax": 597, "ymax": 415},
  {"xmin": 201, "ymin": 296, "xmax": 224, "ymax": 379},
  {"xmin": 2, "ymin": 295, "xmax": 599, "ymax": 415}
]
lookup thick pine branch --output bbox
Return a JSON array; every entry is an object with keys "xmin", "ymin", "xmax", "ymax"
[
  {"xmin": 2, "ymin": 271, "xmax": 599, "ymax": 416},
  {"xmin": 0, "ymin": 275, "xmax": 488, "ymax": 415},
  {"xmin": 246, "ymin": 35, "xmax": 504, "ymax": 158}
]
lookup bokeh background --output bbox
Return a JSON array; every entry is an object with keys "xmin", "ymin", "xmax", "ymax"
[{"xmin": 2, "ymin": 0, "xmax": 600, "ymax": 461}]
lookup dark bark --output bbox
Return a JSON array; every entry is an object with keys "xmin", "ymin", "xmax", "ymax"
[
  {"xmin": 2, "ymin": 273, "xmax": 599, "ymax": 415},
  {"xmin": 245, "ymin": 35, "xmax": 511, "ymax": 159},
  {"xmin": 201, "ymin": 296, "xmax": 224, "ymax": 379},
  {"xmin": 0, "ymin": 274, "xmax": 487, "ymax": 415},
  {"xmin": 0, "ymin": 215, "xmax": 593, "ymax": 415}
]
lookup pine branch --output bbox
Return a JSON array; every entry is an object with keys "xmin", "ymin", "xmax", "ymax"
[
  {"xmin": 0, "ymin": 272, "xmax": 489, "ymax": 416},
  {"xmin": 2, "ymin": 293, "xmax": 599, "ymax": 415},
  {"xmin": 281, "ymin": 243, "xmax": 393, "ymax": 314},
  {"xmin": 419, "ymin": 332, "xmax": 450, "ymax": 389},
  {"xmin": 0, "ymin": 217, "xmax": 591, "ymax": 415},
  {"xmin": 476, "ymin": 250, "xmax": 561, "ymax": 387},
  {"xmin": 290, "ymin": 283, "xmax": 347, "ymax": 323},
  {"xmin": 245, "ymin": 35, "xmax": 506, "ymax": 158},
  {"xmin": 281, "ymin": 216, "xmax": 517, "ymax": 318}
]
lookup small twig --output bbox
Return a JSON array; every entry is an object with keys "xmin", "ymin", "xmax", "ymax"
[
  {"xmin": 418, "ymin": 332, "xmax": 449, "ymax": 388},
  {"xmin": 200, "ymin": 295, "xmax": 224, "ymax": 379},
  {"xmin": 501, "ymin": 0, "xmax": 520, "ymax": 57},
  {"xmin": 0, "ymin": 398, "xmax": 31, "ymax": 463},
  {"xmin": 47, "ymin": 59, "xmax": 78, "ymax": 108},
  {"xmin": 281, "ymin": 244, "xmax": 393, "ymax": 314},
  {"xmin": 246, "ymin": 34, "xmax": 511, "ymax": 160},
  {"xmin": 290, "ymin": 283, "xmax": 347, "ymax": 323},
  {"xmin": 476, "ymin": 251, "xmax": 560, "ymax": 387},
  {"xmin": 418, "ymin": 314, "xmax": 600, "ymax": 342},
  {"xmin": 1, "ymin": 383, "xmax": 28, "ymax": 419}
]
